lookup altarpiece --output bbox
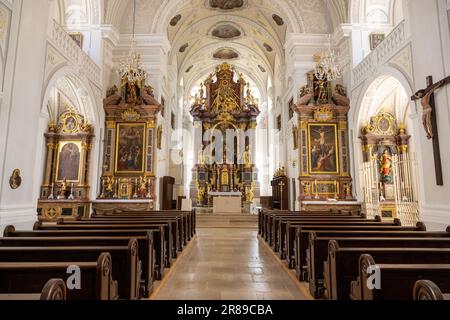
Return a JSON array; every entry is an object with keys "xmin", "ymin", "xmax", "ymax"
[
  {"xmin": 93, "ymin": 75, "xmax": 161, "ymax": 214},
  {"xmin": 38, "ymin": 107, "xmax": 94, "ymax": 221},
  {"xmin": 189, "ymin": 63, "xmax": 260, "ymax": 209},
  {"xmin": 293, "ymin": 72, "xmax": 359, "ymax": 212}
]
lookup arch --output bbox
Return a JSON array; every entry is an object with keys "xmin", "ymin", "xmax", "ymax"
[
  {"xmin": 349, "ymin": 0, "xmax": 404, "ymax": 25},
  {"xmin": 57, "ymin": 0, "xmax": 103, "ymax": 26},
  {"xmin": 39, "ymin": 65, "xmax": 103, "ymax": 200},
  {"xmin": 350, "ymin": 65, "xmax": 425, "ymax": 206}
]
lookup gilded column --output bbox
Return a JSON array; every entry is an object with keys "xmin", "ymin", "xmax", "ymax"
[{"xmin": 43, "ymin": 141, "xmax": 57, "ymax": 187}]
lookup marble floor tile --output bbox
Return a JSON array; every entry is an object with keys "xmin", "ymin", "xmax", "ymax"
[{"xmin": 152, "ymin": 228, "xmax": 310, "ymax": 300}]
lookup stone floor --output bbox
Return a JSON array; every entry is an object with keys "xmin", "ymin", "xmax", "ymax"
[{"xmin": 151, "ymin": 228, "xmax": 311, "ymax": 300}]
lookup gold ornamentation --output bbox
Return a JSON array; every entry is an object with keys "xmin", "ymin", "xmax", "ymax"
[
  {"xmin": 9, "ymin": 169, "xmax": 22, "ymax": 190},
  {"xmin": 59, "ymin": 107, "xmax": 91, "ymax": 134},
  {"xmin": 363, "ymin": 111, "xmax": 397, "ymax": 136},
  {"xmin": 121, "ymin": 108, "xmax": 141, "ymax": 122},
  {"xmin": 314, "ymin": 107, "xmax": 334, "ymax": 122},
  {"xmin": 106, "ymin": 121, "xmax": 116, "ymax": 129}
]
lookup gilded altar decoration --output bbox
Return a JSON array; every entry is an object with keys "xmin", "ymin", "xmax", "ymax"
[
  {"xmin": 38, "ymin": 107, "xmax": 94, "ymax": 222},
  {"xmin": 293, "ymin": 72, "xmax": 355, "ymax": 203},
  {"xmin": 99, "ymin": 55, "xmax": 160, "ymax": 205},
  {"xmin": 9, "ymin": 169, "xmax": 22, "ymax": 190},
  {"xmin": 189, "ymin": 63, "xmax": 260, "ymax": 207}
]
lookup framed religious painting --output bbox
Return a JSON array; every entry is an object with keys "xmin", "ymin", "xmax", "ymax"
[
  {"xmin": 56, "ymin": 141, "xmax": 82, "ymax": 182},
  {"xmin": 308, "ymin": 123, "xmax": 339, "ymax": 174},
  {"xmin": 115, "ymin": 123, "xmax": 146, "ymax": 174}
]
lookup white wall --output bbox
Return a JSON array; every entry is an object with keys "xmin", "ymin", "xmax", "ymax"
[{"xmin": 0, "ymin": 0, "xmax": 50, "ymax": 231}]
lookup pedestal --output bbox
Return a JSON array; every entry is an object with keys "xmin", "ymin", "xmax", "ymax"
[
  {"xmin": 92, "ymin": 199, "xmax": 155, "ymax": 215},
  {"xmin": 301, "ymin": 201, "xmax": 362, "ymax": 214},
  {"xmin": 37, "ymin": 200, "xmax": 90, "ymax": 222}
]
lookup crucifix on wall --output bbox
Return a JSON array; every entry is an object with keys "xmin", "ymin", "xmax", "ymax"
[{"xmin": 411, "ymin": 75, "xmax": 450, "ymax": 186}]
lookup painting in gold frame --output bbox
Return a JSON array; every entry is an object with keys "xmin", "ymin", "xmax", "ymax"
[
  {"xmin": 56, "ymin": 141, "xmax": 82, "ymax": 182},
  {"xmin": 115, "ymin": 123, "xmax": 146, "ymax": 174},
  {"xmin": 308, "ymin": 123, "xmax": 339, "ymax": 174}
]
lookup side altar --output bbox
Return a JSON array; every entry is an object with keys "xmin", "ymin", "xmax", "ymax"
[
  {"xmin": 37, "ymin": 108, "xmax": 94, "ymax": 221},
  {"xmin": 189, "ymin": 63, "xmax": 260, "ymax": 212},
  {"xmin": 293, "ymin": 71, "xmax": 360, "ymax": 212},
  {"xmin": 94, "ymin": 70, "xmax": 161, "ymax": 214}
]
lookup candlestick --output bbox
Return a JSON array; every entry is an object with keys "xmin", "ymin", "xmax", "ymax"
[
  {"xmin": 48, "ymin": 182, "xmax": 55, "ymax": 200},
  {"xmin": 68, "ymin": 183, "xmax": 75, "ymax": 200}
]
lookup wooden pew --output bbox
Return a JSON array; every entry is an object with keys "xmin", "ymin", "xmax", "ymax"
[
  {"xmin": 285, "ymin": 219, "xmax": 407, "ymax": 269},
  {"xmin": 90, "ymin": 212, "xmax": 191, "ymax": 244},
  {"xmin": 281, "ymin": 217, "xmax": 386, "ymax": 263},
  {"xmin": 0, "ymin": 279, "xmax": 66, "ymax": 300},
  {"xmin": 293, "ymin": 223, "xmax": 426, "ymax": 276},
  {"xmin": 97, "ymin": 209, "xmax": 197, "ymax": 238},
  {"xmin": 58, "ymin": 218, "xmax": 178, "ymax": 259},
  {"xmin": 34, "ymin": 222, "xmax": 168, "ymax": 279},
  {"xmin": 0, "ymin": 239, "xmax": 139, "ymax": 300},
  {"xmin": 352, "ymin": 254, "xmax": 450, "ymax": 300},
  {"xmin": 309, "ymin": 235, "xmax": 450, "ymax": 299},
  {"xmin": 260, "ymin": 210, "xmax": 358, "ymax": 240},
  {"xmin": 261, "ymin": 209, "xmax": 362, "ymax": 237},
  {"xmin": 267, "ymin": 212, "xmax": 359, "ymax": 244},
  {"xmin": 306, "ymin": 227, "xmax": 450, "ymax": 298},
  {"xmin": 272, "ymin": 215, "xmax": 367, "ymax": 252},
  {"xmin": 1, "ymin": 230, "xmax": 157, "ymax": 296},
  {"xmin": 0, "ymin": 253, "xmax": 115, "ymax": 300},
  {"xmin": 54, "ymin": 220, "xmax": 176, "ymax": 262},
  {"xmin": 325, "ymin": 237, "xmax": 450, "ymax": 300},
  {"xmin": 414, "ymin": 280, "xmax": 450, "ymax": 300}
]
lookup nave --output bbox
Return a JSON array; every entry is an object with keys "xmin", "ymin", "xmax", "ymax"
[{"xmin": 152, "ymin": 228, "xmax": 309, "ymax": 300}]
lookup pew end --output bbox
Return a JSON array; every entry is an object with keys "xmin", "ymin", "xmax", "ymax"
[
  {"xmin": 414, "ymin": 280, "xmax": 444, "ymax": 300},
  {"xmin": 33, "ymin": 221, "xmax": 42, "ymax": 230},
  {"xmin": 416, "ymin": 222, "xmax": 427, "ymax": 231},
  {"xmin": 3, "ymin": 225, "xmax": 15, "ymax": 237},
  {"xmin": 40, "ymin": 279, "xmax": 66, "ymax": 300}
]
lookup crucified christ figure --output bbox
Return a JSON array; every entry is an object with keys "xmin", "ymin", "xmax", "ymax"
[{"xmin": 413, "ymin": 79, "xmax": 447, "ymax": 140}]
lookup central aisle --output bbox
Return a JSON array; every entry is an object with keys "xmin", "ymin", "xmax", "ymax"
[{"xmin": 152, "ymin": 228, "xmax": 310, "ymax": 300}]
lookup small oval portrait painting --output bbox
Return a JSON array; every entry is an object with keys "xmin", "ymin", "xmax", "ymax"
[{"xmin": 9, "ymin": 169, "xmax": 22, "ymax": 190}]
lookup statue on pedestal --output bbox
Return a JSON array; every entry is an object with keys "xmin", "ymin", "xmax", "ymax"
[
  {"xmin": 139, "ymin": 176, "xmax": 148, "ymax": 198},
  {"xmin": 244, "ymin": 146, "xmax": 252, "ymax": 169}
]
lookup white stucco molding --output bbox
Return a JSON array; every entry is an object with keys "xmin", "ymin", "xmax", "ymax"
[
  {"xmin": 47, "ymin": 20, "xmax": 102, "ymax": 89},
  {"xmin": 352, "ymin": 20, "xmax": 410, "ymax": 89}
]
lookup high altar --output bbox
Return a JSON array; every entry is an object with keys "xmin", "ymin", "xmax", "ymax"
[
  {"xmin": 293, "ymin": 72, "xmax": 361, "ymax": 212},
  {"xmin": 93, "ymin": 74, "xmax": 161, "ymax": 214},
  {"xmin": 190, "ymin": 63, "xmax": 260, "ymax": 211}
]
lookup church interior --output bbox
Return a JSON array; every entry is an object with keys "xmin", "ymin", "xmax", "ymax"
[{"xmin": 0, "ymin": 0, "xmax": 450, "ymax": 302}]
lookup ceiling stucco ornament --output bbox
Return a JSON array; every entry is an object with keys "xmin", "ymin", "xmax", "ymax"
[
  {"xmin": 208, "ymin": 0, "xmax": 245, "ymax": 10},
  {"xmin": 258, "ymin": 65, "xmax": 266, "ymax": 73},
  {"xmin": 272, "ymin": 14, "xmax": 284, "ymax": 26},
  {"xmin": 186, "ymin": 65, "xmax": 194, "ymax": 73},
  {"xmin": 211, "ymin": 24, "xmax": 242, "ymax": 39},
  {"xmin": 213, "ymin": 48, "xmax": 239, "ymax": 60},
  {"xmin": 179, "ymin": 43, "xmax": 189, "ymax": 53},
  {"xmin": 170, "ymin": 14, "xmax": 182, "ymax": 26},
  {"xmin": 263, "ymin": 43, "xmax": 273, "ymax": 52}
]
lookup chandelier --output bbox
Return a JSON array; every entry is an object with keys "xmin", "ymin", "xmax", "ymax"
[
  {"xmin": 117, "ymin": 0, "xmax": 147, "ymax": 83},
  {"xmin": 314, "ymin": 45, "xmax": 343, "ymax": 82}
]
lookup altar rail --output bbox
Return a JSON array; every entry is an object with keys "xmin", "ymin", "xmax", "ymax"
[
  {"xmin": 48, "ymin": 20, "xmax": 102, "ymax": 87},
  {"xmin": 352, "ymin": 20, "xmax": 408, "ymax": 89}
]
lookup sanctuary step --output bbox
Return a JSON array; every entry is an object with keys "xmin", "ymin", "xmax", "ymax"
[{"xmin": 196, "ymin": 213, "xmax": 258, "ymax": 229}]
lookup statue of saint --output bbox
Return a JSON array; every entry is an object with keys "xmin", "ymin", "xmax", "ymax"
[
  {"xmin": 106, "ymin": 176, "xmax": 114, "ymax": 193},
  {"xmin": 244, "ymin": 146, "xmax": 252, "ymax": 168},
  {"xmin": 139, "ymin": 176, "xmax": 148, "ymax": 196},
  {"xmin": 379, "ymin": 150, "xmax": 393, "ymax": 183}
]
